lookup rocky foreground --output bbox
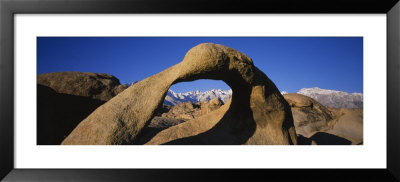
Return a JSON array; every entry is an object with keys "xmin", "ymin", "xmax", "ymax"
[
  {"xmin": 37, "ymin": 43, "xmax": 362, "ymax": 145},
  {"xmin": 38, "ymin": 72, "xmax": 362, "ymax": 145}
]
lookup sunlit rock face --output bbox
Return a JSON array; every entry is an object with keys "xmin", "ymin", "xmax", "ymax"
[
  {"xmin": 61, "ymin": 43, "xmax": 297, "ymax": 145},
  {"xmin": 283, "ymin": 93, "xmax": 363, "ymax": 145},
  {"xmin": 283, "ymin": 93, "xmax": 334, "ymax": 138}
]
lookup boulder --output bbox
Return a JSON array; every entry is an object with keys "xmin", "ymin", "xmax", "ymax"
[
  {"xmin": 38, "ymin": 72, "xmax": 127, "ymax": 101},
  {"xmin": 160, "ymin": 98, "xmax": 224, "ymax": 121},
  {"xmin": 37, "ymin": 72, "xmax": 129, "ymax": 144},
  {"xmin": 200, "ymin": 98, "xmax": 224, "ymax": 115},
  {"xmin": 37, "ymin": 84, "xmax": 105, "ymax": 144},
  {"xmin": 133, "ymin": 98, "xmax": 224, "ymax": 144},
  {"xmin": 132, "ymin": 116, "xmax": 187, "ymax": 145},
  {"xmin": 283, "ymin": 93, "xmax": 334, "ymax": 138},
  {"xmin": 284, "ymin": 93, "xmax": 363, "ymax": 144},
  {"xmin": 62, "ymin": 43, "xmax": 297, "ymax": 145},
  {"xmin": 324, "ymin": 108, "xmax": 363, "ymax": 144},
  {"xmin": 161, "ymin": 102, "xmax": 201, "ymax": 120}
]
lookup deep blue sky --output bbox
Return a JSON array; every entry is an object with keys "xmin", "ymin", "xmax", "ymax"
[{"xmin": 37, "ymin": 37, "xmax": 363, "ymax": 93}]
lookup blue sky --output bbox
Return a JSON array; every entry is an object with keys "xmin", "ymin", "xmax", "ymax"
[{"xmin": 37, "ymin": 37, "xmax": 363, "ymax": 93}]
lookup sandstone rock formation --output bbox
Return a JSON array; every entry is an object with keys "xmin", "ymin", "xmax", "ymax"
[
  {"xmin": 37, "ymin": 72, "xmax": 128, "ymax": 144},
  {"xmin": 62, "ymin": 43, "xmax": 297, "ymax": 145},
  {"xmin": 38, "ymin": 72, "xmax": 128, "ymax": 101},
  {"xmin": 133, "ymin": 98, "xmax": 224, "ymax": 144},
  {"xmin": 324, "ymin": 108, "xmax": 363, "ymax": 144},
  {"xmin": 283, "ymin": 93, "xmax": 334, "ymax": 138},
  {"xmin": 37, "ymin": 84, "xmax": 105, "ymax": 145},
  {"xmin": 160, "ymin": 98, "xmax": 223, "ymax": 121},
  {"xmin": 161, "ymin": 102, "xmax": 201, "ymax": 120},
  {"xmin": 283, "ymin": 93, "xmax": 363, "ymax": 145},
  {"xmin": 132, "ymin": 116, "xmax": 187, "ymax": 144},
  {"xmin": 200, "ymin": 98, "xmax": 224, "ymax": 116}
]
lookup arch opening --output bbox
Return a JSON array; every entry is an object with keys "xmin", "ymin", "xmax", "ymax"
[
  {"xmin": 133, "ymin": 79, "xmax": 233, "ymax": 144},
  {"xmin": 61, "ymin": 43, "xmax": 297, "ymax": 145}
]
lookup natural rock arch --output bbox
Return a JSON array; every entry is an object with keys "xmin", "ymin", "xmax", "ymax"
[{"xmin": 61, "ymin": 43, "xmax": 297, "ymax": 145}]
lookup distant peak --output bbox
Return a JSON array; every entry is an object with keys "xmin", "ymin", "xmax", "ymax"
[
  {"xmin": 300, "ymin": 87, "xmax": 321, "ymax": 90},
  {"xmin": 164, "ymin": 89, "xmax": 233, "ymax": 105},
  {"xmin": 123, "ymin": 81, "xmax": 138, "ymax": 86},
  {"xmin": 298, "ymin": 87, "xmax": 362, "ymax": 95},
  {"xmin": 296, "ymin": 87, "xmax": 363, "ymax": 109}
]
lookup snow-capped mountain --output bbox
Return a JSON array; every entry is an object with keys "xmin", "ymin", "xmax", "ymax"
[
  {"xmin": 157, "ymin": 85, "xmax": 363, "ymax": 109},
  {"xmin": 164, "ymin": 89, "xmax": 232, "ymax": 106},
  {"xmin": 296, "ymin": 87, "xmax": 363, "ymax": 109},
  {"xmin": 122, "ymin": 81, "xmax": 138, "ymax": 87}
]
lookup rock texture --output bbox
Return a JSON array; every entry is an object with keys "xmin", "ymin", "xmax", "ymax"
[
  {"xmin": 132, "ymin": 99, "xmax": 224, "ymax": 144},
  {"xmin": 324, "ymin": 108, "xmax": 363, "ymax": 144},
  {"xmin": 38, "ymin": 72, "xmax": 128, "ymax": 101},
  {"xmin": 283, "ymin": 93, "xmax": 363, "ymax": 145},
  {"xmin": 160, "ymin": 98, "xmax": 223, "ymax": 120},
  {"xmin": 161, "ymin": 102, "xmax": 201, "ymax": 120},
  {"xmin": 283, "ymin": 93, "xmax": 334, "ymax": 138},
  {"xmin": 37, "ymin": 84, "xmax": 106, "ymax": 145},
  {"xmin": 37, "ymin": 72, "xmax": 128, "ymax": 144},
  {"xmin": 62, "ymin": 43, "xmax": 297, "ymax": 145},
  {"xmin": 200, "ymin": 98, "xmax": 224, "ymax": 116},
  {"xmin": 132, "ymin": 116, "xmax": 187, "ymax": 145}
]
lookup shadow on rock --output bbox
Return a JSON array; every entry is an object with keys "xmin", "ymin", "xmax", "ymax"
[
  {"xmin": 132, "ymin": 117, "xmax": 186, "ymax": 144},
  {"xmin": 37, "ymin": 84, "xmax": 105, "ymax": 145},
  {"xmin": 159, "ymin": 88, "xmax": 257, "ymax": 145},
  {"xmin": 162, "ymin": 104, "xmax": 256, "ymax": 145},
  {"xmin": 61, "ymin": 43, "xmax": 297, "ymax": 145},
  {"xmin": 133, "ymin": 127, "xmax": 165, "ymax": 145},
  {"xmin": 297, "ymin": 135, "xmax": 312, "ymax": 145},
  {"xmin": 297, "ymin": 132, "xmax": 352, "ymax": 145}
]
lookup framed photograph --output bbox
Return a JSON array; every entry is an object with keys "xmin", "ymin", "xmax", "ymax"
[{"xmin": 1, "ymin": 0, "xmax": 399, "ymax": 181}]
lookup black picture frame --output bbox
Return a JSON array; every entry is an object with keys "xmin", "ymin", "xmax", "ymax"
[{"xmin": 1, "ymin": 0, "xmax": 399, "ymax": 181}]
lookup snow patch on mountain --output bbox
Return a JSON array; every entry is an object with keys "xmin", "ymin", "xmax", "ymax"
[
  {"xmin": 154, "ymin": 85, "xmax": 363, "ymax": 109},
  {"xmin": 164, "ymin": 89, "xmax": 232, "ymax": 106},
  {"xmin": 297, "ymin": 87, "xmax": 363, "ymax": 108}
]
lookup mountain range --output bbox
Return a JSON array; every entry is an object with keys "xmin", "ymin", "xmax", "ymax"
[
  {"xmin": 163, "ymin": 87, "xmax": 363, "ymax": 109},
  {"xmin": 164, "ymin": 89, "xmax": 232, "ymax": 106},
  {"xmin": 295, "ymin": 87, "xmax": 363, "ymax": 108}
]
